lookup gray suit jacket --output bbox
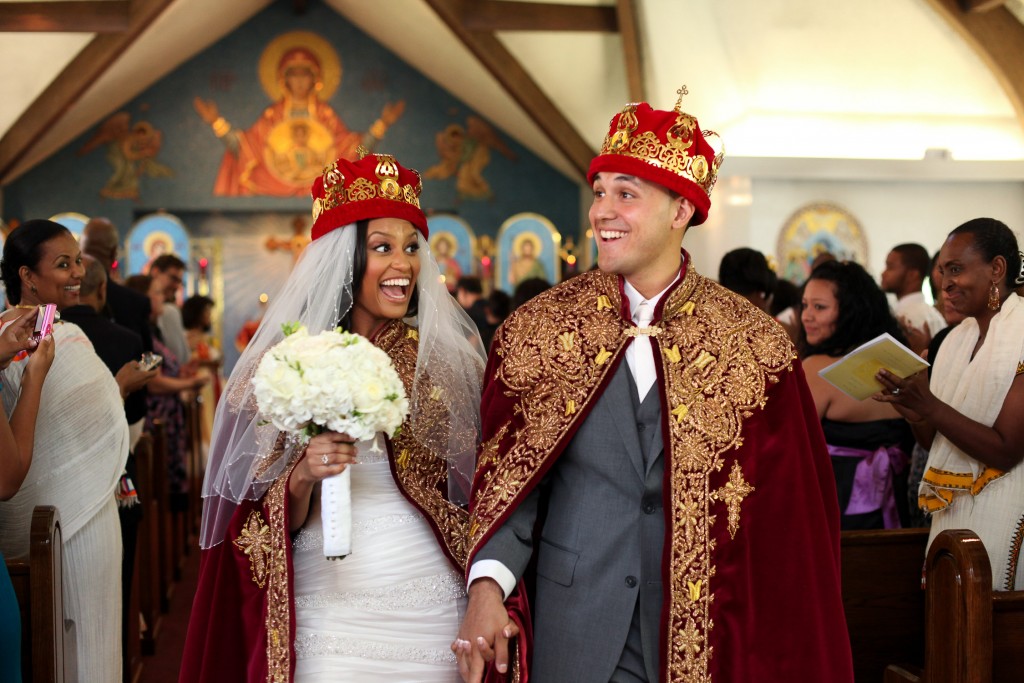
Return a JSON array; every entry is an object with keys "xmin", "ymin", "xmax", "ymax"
[{"xmin": 475, "ymin": 361, "xmax": 664, "ymax": 682}]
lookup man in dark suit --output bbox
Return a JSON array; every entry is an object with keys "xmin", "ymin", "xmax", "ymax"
[
  {"xmin": 81, "ymin": 216, "xmax": 154, "ymax": 353},
  {"xmin": 61, "ymin": 255, "xmax": 156, "ymax": 682}
]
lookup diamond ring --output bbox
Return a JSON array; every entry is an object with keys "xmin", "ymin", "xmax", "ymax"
[
  {"xmin": 892, "ymin": 387, "xmax": 901, "ymax": 396},
  {"xmin": 321, "ymin": 454, "xmax": 330, "ymax": 465}
]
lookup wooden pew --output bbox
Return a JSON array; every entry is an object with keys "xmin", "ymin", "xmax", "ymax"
[
  {"xmin": 148, "ymin": 420, "xmax": 176, "ymax": 611},
  {"xmin": 133, "ymin": 432, "xmax": 163, "ymax": 656},
  {"xmin": 5, "ymin": 505, "xmax": 66, "ymax": 683},
  {"xmin": 884, "ymin": 529, "xmax": 1024, "ymax": 683},
  {"xmin": 841, "ymin": 528, "xmax": 929, "ymax": 683}
]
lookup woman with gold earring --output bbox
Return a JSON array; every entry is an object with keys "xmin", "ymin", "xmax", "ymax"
[{"xmin": 874, "ymin": 217, "xmax": 1024, "ymax": 590}]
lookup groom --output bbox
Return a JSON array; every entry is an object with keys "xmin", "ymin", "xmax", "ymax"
[{"xmin": 454, "ymin": 93, "xmax": 854, "ymax": 682}]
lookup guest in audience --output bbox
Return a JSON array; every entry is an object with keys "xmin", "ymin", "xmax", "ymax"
[
  {"xmin": 81, "ymin": 216, "xmax": 154, "ymax": 353},
  {"xmin": 0, "ymin": 219, "xmax": 130, "ymax": 682},
  {"xmin": 60, "ymin": 256, "xmax": 157, "ymax": 670},
  {"xmin": 456, "ymin": 276, "xmax": 489, "ymax": 334},
  {"xmin": 482, "ymin": 289, "xmax": 511, "ymax": 351},
  {"xmin": 0, "ymin": 309, "xmax": 53, "ymax": 683},
  {"xmin": 180, "ymin": 151, "xmax": 485, "ymax": 681},
  {"xmin": 881, "ymin": 243, "xmax": 947, "ymax": 354},
  {"xmin": 771, "ymin": 277, "xmax": 802, "ymax": 344},
  {"xmin": 510, "ymin": 276, "xmax": 551, "ymax": 311},
  {"xmin": 125, "ymin": 275, "xmax": 209, "ymax": 516},
  {"xmin": 800, "ymin": 260, "xmax": 914, "ymax": 529},
  {"xmin": 718, "ymin": 247, "xmax": 776, "ymax": 312},
  {"xmin": 149, "ymin": 254, "xmax": 191, "ymax": 365},
  {"xmin": 875, "ymin": 218, "xmax": 1024, "ymax": 590},
  {"xmin": 182, "ymin": 294, "xmax": 222, "ymax": 454}
]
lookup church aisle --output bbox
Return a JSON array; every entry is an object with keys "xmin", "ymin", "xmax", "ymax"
[{"xmin": 137, "ymin": 545, "xmax": 200, "ymax": 683}]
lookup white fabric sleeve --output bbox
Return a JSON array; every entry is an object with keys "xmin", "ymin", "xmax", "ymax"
[{"xmin": 468, "ymin": 559, "xmax": 517, "ymax": 600}]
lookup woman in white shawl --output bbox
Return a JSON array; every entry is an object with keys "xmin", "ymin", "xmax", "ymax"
[
  {"xmin": 875, "ymin": 218, "xmax": 1024, "ymax": 591},
  {"xmin": 0, "ymin": 219, "xmax": 131, "ymax": 681}
]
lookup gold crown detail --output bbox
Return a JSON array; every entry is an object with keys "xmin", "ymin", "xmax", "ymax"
[
  {"xmin": 312, "ymin": 154, "xmax": 423, "ymax": 223},
  {"xmin": 599, "ymin": 87, "xmax": 724, "ymax": 196}
]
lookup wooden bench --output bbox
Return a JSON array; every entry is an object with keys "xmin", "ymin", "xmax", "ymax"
[
  {"xmin": 5, "ymin": 505, "xmax": 66, "ymax": 683},
  {"xmin": 841, "ymin": 528, "xmax": 929, "ymax": 683},
  {"xmin": 884, "ymin": 529, "xmax": 1024, "ymax": 683},
  {"xmin": 133, "ymin": 431, "xmax": 163, "ymax": 656}
]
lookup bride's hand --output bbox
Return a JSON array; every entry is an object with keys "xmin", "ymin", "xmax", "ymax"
[{"xmin": 295, "ymin": 431, "xmax": 357, "ymax": 485}]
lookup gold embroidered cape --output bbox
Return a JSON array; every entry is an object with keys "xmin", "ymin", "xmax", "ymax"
[{"xmin": 469, "ymin": 267, "xmax": 854, "ymax": 683}]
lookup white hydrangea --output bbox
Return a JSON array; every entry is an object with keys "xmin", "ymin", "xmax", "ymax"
[{"xmin": 251, "ymin": 325, "xmax": 409, "ymax": 442}]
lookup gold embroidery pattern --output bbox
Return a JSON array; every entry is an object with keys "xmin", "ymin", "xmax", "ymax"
[
  {"xmin": 660, "ymin": 278, "xmax": 792, "ymax": 682},
  {"xmin": 264, "ymin": 455, "xmax": 297, "ymax": 683},
  {"xmin": 712, "ymin": 461, "xmax": 755, "ymax": 540},
  {"xmin": 469, "ymin": 272, "xmax": 627, "ymax": 550},
  {"xmin": 376, "ymin": 321, "xmax": 470, "ymax": 570},
  {"xmin": 233, "ymin": 510, "xmax": 272, "ymax": 588},
  {"xmin": 469, "ymin": 270, "xmax": 794, "ymax": 682}
]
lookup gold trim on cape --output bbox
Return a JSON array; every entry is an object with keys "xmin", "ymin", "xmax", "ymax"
[{"xmin": 469, "ymin": 269, "xmax": 794, "ymax": 682}]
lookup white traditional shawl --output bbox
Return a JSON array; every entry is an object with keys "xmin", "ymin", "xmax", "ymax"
[
  {"xmin": 0, "ymin": 321, "xmax": 129, "ymax": 557},
  {"xmin": 920, "ymin": 293, "xmax": 1024, "ymax": 510}
]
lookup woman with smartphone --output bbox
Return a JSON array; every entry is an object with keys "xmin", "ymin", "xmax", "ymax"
[
  {"xmin": 0, "ymin": 219, "xmax": 129, "ymax": 682},
  {"xmin": 0, "ymin": 308, "xmax": 54, "ymax": 681}
]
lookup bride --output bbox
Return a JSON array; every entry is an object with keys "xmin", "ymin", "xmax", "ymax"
[{"xmin": 180, "ymin": 151, "xmax": 485, "ymax": 682}]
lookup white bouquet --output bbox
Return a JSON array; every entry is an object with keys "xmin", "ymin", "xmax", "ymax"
[{"xmin": 252, "ymin": 323, "xmax": 408, "ymax": 558}]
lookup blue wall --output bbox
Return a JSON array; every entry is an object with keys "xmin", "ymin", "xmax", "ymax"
[{"xmin": 3, "ymin": 2, "xmax": 580, "ymax": 245}]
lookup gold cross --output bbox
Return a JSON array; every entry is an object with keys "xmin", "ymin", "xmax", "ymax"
[
  {"xmin": 674, "ymin": 85, "xmax": 689, "ymax": 112},
  {"xmin": 713, "ymin": 461, "xmax": 754, "ymax": 539},
  {"xmin": 233, "ymin": 510, "xmax": 273, "ymax": 588}
]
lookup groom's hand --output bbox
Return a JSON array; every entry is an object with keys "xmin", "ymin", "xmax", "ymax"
[{"xmin": 453, "ymin": 578, "xmax": 519, "ymax": 682}]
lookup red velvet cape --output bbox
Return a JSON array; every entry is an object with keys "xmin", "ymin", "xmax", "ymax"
[
  {"xmin": 469, "ymin": 266, "xmax": 854, "ymax": 682},
  {"xmin": 179, "ymin": 321, "xmax": 469, "ymax": 682}
]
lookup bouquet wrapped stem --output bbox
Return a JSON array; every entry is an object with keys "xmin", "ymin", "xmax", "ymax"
[
  {"xmin": 253, "ymin": 324, "xmax": 408, "ymax": 561},
  {"xmin": 321, "ymin": 467, "xmax": 352, "ymax": 559}
]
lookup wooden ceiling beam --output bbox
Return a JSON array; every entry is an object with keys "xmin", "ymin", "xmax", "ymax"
[
  {"xmin": 957, "ymin": 0, "xmax": 1007, "ymax": 12},
  {"xmin": 0, "ymin": 1, "xmax": 130, "ymax": 33},
  {"xmin": 424, "ymin": 0, "xmax": 595, "ymax": 179},
  {"xmin": 925, "ymin": 0, "xmax": 1024, "ymax": 133},
  {"xmin": 0, "ymin": 0, "xmax": 177, "ymax": 185},
  {"xmin": 463, "ymin": 1, "xmax": 617, "ymax": 32},
  {"xmin": 616, "ymin": 0, "xmax": 645, "ymax": 103}
]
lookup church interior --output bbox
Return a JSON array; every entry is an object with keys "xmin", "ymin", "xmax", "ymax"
[{"xmin": 2, "ymin": 0, "xmax": 1024, "ymax": 681}]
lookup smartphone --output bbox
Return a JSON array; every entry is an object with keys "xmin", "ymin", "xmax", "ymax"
[
  {"xmin": 32, "ymin": 304, "xmax": 57, "ymax": 341},
  {"xmin": 139, "ymin": 352, "xmax": 164, "ymax": 371}
]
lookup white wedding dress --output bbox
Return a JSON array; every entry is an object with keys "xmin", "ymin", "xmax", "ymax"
[{"xmin": 290, "ymin": 437, "xmax": 466, "ymax": 682}]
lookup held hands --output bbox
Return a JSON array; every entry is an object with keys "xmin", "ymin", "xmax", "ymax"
[
  {"xmin": 294, "ymin": 431, "xmax": 358, "ymax": 487},
  {"xmin": 453, "ymin": 579, "xmax": 520, "ymax": 683}
]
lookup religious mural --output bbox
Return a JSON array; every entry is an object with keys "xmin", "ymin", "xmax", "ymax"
[
  {"xmin": 78, "ymin": 112, "xmax": 174, "ymax": 200},
  {"xmin": 192, "ymin": 30, "xmax": 404, "ymax": 197},
  {"xmin": 496, "ymin": 213, "xmax": 560, "ymax": 293},
  {"xmin": 127, "ymin": 213, "xmax": 192, "ymax": 277},
  {"xmin": 426, "ymin": 214, "xmax": 476, "ymax": 292},
  {"xmin": 776, "ymin": 202, "xmax": 868, "ymax": 283},
  {"xmin": 50, "ymin": 212, "xmax": 89, "ymax": 242},
  {"xmin": 424, "ymin": 116, "xmax": 517, "ymax": 201}
]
